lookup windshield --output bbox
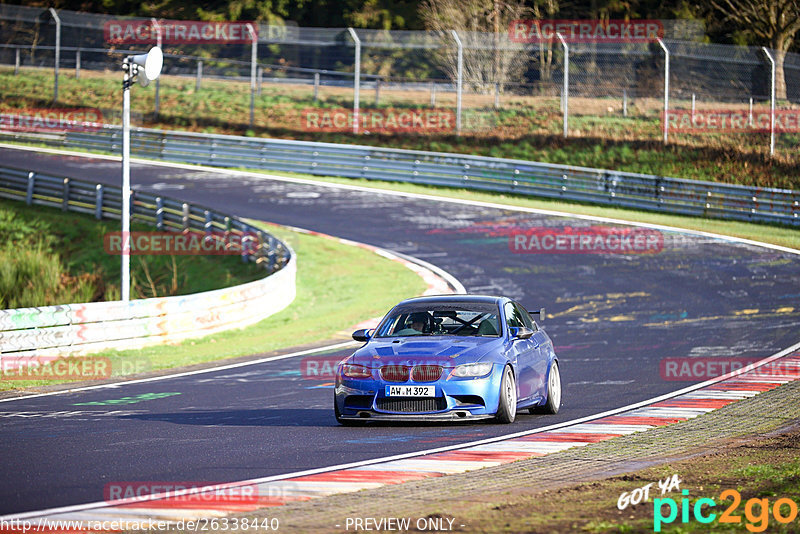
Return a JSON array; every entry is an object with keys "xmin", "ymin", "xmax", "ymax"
[{"xmin": 375, "ymin": 302, "xmax": 501, "ymax": 338}]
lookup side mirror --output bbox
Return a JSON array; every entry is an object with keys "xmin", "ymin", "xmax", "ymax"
[
  {"xmin": 528, "ymin": 307, "xmax": 546, "ymax": 322},
  {"xmin": 352, "ymin": 328, "xmax": 373, "ymax": 342},
  {"xmin": 510, "ymin": 327, "xmax": 534, "ymax": 339}
]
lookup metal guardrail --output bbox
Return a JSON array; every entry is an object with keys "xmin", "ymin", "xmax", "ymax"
[
  {"xmin": 1, "ymin": 125, "xmax": 797, "ymax": 226},
  {"xmin": 0, "ymin": 163, "xmax": 295, "ymax": 359}
]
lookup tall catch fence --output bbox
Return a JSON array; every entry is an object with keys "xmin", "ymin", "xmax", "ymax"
[{"xmin": 0, "ymin": 5, "xmax": 798, "ymax": 157}]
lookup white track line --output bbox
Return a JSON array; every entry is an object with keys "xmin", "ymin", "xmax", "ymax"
[
  {"xmin": 5, "ymin": 340, "xmax": 799, "ymax": 522},
  {"xmin": 0, "ymin": 341, "xmax": 357, "ymax": 404}
]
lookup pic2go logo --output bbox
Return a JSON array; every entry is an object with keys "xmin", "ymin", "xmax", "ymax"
[{"xmin": 654, "ymin": 489, "xmax": 799, "ymax": 532}]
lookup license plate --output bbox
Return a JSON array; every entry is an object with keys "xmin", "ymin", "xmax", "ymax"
[{"xmin": 385, "ymin": 385, "xmax": 435, "ymax": 397}]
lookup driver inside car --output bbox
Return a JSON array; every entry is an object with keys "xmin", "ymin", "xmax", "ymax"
[{"xmin": 394, "ymin": 312, "xmax": 430, "ymax": 335}]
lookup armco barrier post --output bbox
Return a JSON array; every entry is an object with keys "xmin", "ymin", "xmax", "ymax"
[
  {"xmin": 95, "ymin": 184, "xmax": 103, "ymax": 219},
  {"xmin": 347, "ymin": 28, "xmax": 361, "ymax": 134},
  {"xmin": 26, "ymin": 172, "xmax": 35, "ymax": 205}
]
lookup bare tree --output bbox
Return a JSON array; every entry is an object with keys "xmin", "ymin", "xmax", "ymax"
[
  {"xmin": 713, "ymin": 0, "xmax": 800, "ymax": 99},
  {"xmin": 419, "ymin": 0, "xmax": 533, "ymax": 92},
  {"xmin": 530, "ymin": 0, "xmax": 560, "ymax": 85}
]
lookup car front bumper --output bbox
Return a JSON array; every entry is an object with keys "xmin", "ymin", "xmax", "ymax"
[{"xmin": 334, "ymin": 365, "xmax": 504, "ymax": 421}]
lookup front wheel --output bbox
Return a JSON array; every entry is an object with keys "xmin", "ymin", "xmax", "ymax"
[
  {"xmin": 335, "ymin": 397, "xmax": 362, "ymax": 426},
  {"xmin": 494, "ymin": 366, "xmax": 517, "ymax": 424},
  {"xmin": 530, "ymin": 360, "xmax": 561, "ymax": 414}
]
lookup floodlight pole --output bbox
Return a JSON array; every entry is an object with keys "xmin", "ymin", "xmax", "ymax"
[
  {"xmin": 451, "ymin": 30, "xmax": 463, "ymax": 136},
  {"xmin": 121, "ymin": 60, "xmax": 132, "ymax": 302},
  {"xmin": 151, "ymin": 18, "xmax": 162, "ymax": 118},
  {"xmin": 49, "ymin": 8, "xmax": 60, "ymax": 103},
  {"xmin": 657, "ymin": 37, "xmax": 669, "ymax": 145},
  {"xmin": 347, "ymin": 28, "xmax": 361, "ymax": 134},
  {"xmin": 247, "ymin": 23, "xmax": 257, "ymax": 129},
  {"xmin": 762, "ymin": 47, "xmax": 776, "ymax": 157},
  {"xmin": 556, "ymin": 32, "xmax": 568, "ymax": 138}
]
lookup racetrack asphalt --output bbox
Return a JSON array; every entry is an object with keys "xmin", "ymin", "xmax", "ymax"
[{"xmin": 1, "ymin": 147, "xmax": 798, "ymax": 515}]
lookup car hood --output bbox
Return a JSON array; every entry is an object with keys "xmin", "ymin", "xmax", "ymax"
[{"xmin": 350, "ymin": 336, "xmax": 503, "ymax": 367}]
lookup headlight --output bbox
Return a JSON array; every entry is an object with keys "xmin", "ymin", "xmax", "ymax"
[
  {"xmin": 341, "ymin": 364, "xmax": 372, "ymax": 379},
  {"xmin": 452, "ymin": 362, "xmax": 493, "ymax": 377}
]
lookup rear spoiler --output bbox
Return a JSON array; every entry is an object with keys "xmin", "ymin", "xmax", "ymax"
[{"xmin": 528, "ymin": 307, "xmax": 546, "ymax": 322}]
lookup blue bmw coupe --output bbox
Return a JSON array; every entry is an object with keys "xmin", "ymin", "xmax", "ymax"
[{"xmin": 334, "ymin": 295, "xmax": 561, "ymax": 424}]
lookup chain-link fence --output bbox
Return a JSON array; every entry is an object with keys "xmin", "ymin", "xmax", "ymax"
[{"xmin": 0, "ymin": 4, "xmax": 797, "ymax": 159}]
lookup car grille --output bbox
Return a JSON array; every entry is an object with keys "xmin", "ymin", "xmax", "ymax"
[
  {"xmin": 380, "ymin": 365, "xmax": 410, "ymax": 382},
  {"xmin": 376, "ymin": 397, "xmax": 447, "ymax": 413},
  {"xmin": 411, "ymin": 365, "xmax": 443, "ymax": 382}
]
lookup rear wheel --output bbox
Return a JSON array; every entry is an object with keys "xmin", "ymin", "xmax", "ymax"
[
  {"xmin": 494, "ymin": 366, "xmax": 517, "ymax": 424},
  {"xmin": 530, "ymin": 360, "xmax": 561, "ymax": 414}
]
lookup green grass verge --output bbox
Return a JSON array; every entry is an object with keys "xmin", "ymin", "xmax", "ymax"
[{"xmin": 0, "ymin": 222, "xmax": 427, "ymax": 391}]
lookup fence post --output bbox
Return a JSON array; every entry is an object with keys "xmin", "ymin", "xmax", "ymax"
[
  {"xmin": 313, "ymin": 72, "xmax": 320, "ymax": 102},
  {"xmin": 152, "ymin": 18, "xmax": 161, "ymax": 119},
  {"xmin": 196, "ymin": 60, "xmax": 203, "ymax": 92},
  {"xmin": 451, "ymin": 30, "xmax": 463, "ymax": 136},
  {"xmin": 49, "ymin": 8, "xmax": 60, "ymax": 103},
  {"xmin": 95, "ymin": 184, "xmax": 103, "ymax": 219},
  {"xmin": 247, "ymin": 23, "xmax": 258, "ymax": 129},
  {"xmin": 657, "ymin": 38, "xmax": 669, "ymax": 145},
  {"xmin": 494, "ymin": 82, "xmax": 500, "ymax": 109},
  {"xmin": 75, "ymin": 49, "xmax": 81, "ymax": 79},
  {"xmin": 15, "ymin": 48, "xmax": 20, "ymax": 75},
  {"xmin": 375, "ymin": 77, "xmax": 380, "ymax": 106},
  {"xmin": 347, "ymin": 28, "xmax": 361, "ymax": 134},
  {"xmin": 257, "ymin": 66, "xmax": 263, "ymax": 96},
  {"xmin": 623, "ymin": 89, "xmax": 628, "ymax": 117},
  {"xmin": 749, "ymin": 97, "xmax": 753, "ymax": 126},
  {"xmin": 556, "ymin": 32, "xmax": 568, "ymax": 138},
  {"xmin": 691, "ymin": 93, "xmax": 695, "ymax": 121},
  {"xmin": 762, "ymin": 47, "xmax": 776, "ymax": 157},
  {"xmin": 430, "ymin": 82, "xmax": 436, "ymax": 107}
]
